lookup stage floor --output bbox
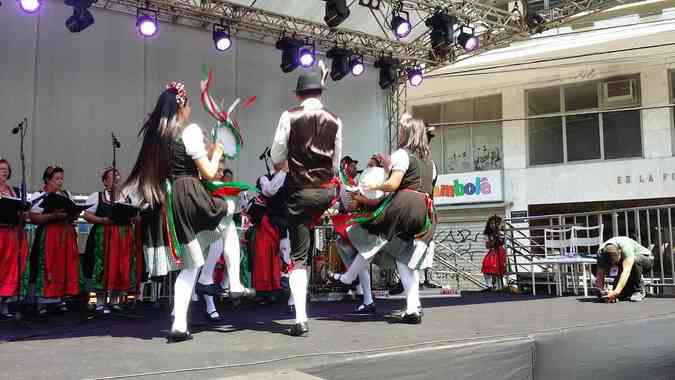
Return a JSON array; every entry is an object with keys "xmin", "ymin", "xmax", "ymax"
[{"xmin": 1, "ymin": 292, "xmax": 674, "ymax": 380}]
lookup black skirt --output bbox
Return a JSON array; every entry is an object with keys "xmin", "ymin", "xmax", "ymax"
[{"xmin": 172, "ymin": 176, "xmax": 231, "ymax": 269}]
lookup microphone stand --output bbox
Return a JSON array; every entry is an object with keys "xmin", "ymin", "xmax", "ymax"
[{"xmin": 14, "ymin": 119, "xmax": 29, "ymax": 327}]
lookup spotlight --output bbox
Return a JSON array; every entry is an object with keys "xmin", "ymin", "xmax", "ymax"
[
  {"xmin": 350, "ymin": 55, "xmax": 364, "ymax": 76},
  {"xmin": 275, "ymin": 36, "xmax": 302, "ymax": 73},
  {"xmin": 358, "ymin": 0, "xmax": 380, "ymax": 10},
  {"xmin": 425, "ymin": 12, "xmax": 458, "ymax": 58},
  {"xmin": 298, "ymin": 41, "xmax": 316, "ymax": 68},
  {"xmin": 136, "ymin": 8, "xmax": 158, "ymax": 37},
  {"xmin": 457, "ymin": 25, "xmax": 479, "ymax": 52},
  {"xmin": 213, "ymin": 23, "xmax": 231, "ymax": 51},
  {"xmin": 407, "ymin": 67, "xmax": 423, "ymax": 87},
  {"xmin": 390, "ymin": 9, "xmax": 411, "ymax": 38},
  {"xmin": 327, "ymin": 47, "xmax": 352, "ymax": 81},
  {"xmin": 17, "ymin": 0, "xmax": 41, "ymax": 13},
  {"xmin": 374, "ymin": 56, "xmax": 399, "ymax": 90},
  {"xmin": 324, "ymin": 0, "xmax": 350, "ymax": 28},
  {"xmin": 526, "ymin": 10, "xmax": 546, "ymax": 33},
  {"xmin": 65, "ymin": 0, "xmax": 95, "ymax": 33}
]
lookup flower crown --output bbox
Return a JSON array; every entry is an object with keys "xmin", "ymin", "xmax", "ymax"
[{"xmin": 166, "ymin": 82, "xmax": 188, "ymax": 106}]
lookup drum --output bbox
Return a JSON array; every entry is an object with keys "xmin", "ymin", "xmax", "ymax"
[{"xmin": 358, "ymin": 167, "xmax": 387, "ymax": 200}]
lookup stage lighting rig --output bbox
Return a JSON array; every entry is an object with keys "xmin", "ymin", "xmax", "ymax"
[
  {"xmin": 324, "ymin": 0, "xmax": 350, "ymax": 28},
  {"xmin": 358, "ymin": 0, "xmax": 380, "ymax": 10},
  {"xmin": 425, "ymin": 12, "xmax": 459, "ymax": 59},
  {"xmin": 374, "ymin": 55, "xmax": 399, "ymax": 90},
  {"xmin": 136, "ymin": 6, "xmax": 158, "ymax": 37},
  {"xmin": 276, "ymin": 35, "xmax": 303, "ymax": 73},
  {"xmin": 65, "ymin": 0, "xmax": 95, "ymax": 33},
  {"xmin": 213, "ymin": 21, "xmax": 231, "ymax": 51},
  {"xmin": 389, "ymin": 2, "xmax": 411, "ymax": 39},
  {"xmin": 17, "ymin": 0, "xmax": 41, "ymax": 13},
  {"xmin": 327, "ymin": 47, "xmax": 353, "ymax": 81},
  {"xmin": 406, "ymin": 66, "xmax": 423, "ymax": 87},
  {"xmin": 456, "ymin": 25, "xmax": 479, "ymax": 52}
]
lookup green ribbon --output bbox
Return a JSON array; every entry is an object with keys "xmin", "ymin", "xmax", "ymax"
[{"xmin": 164, "ymin": 180, "xmax": 183, "ymax": 259}]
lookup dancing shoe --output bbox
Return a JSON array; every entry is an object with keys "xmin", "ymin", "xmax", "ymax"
[
  {"xmin": 195, "ymin": 282, "xmax": 228, "ymax": 297},
  {"xmin": 353, "ymin": 303, "xmax": 377, "ymax": 315},
  {"xmin": 167, "ymin": 329, "xmax": 193, "ymax": 343},
  {"xmin": 325, "ymin": 270, "xmax": 354, "ymax": 290},
  {"xmin": 205, "ymin": 310, "xmax": 223, "ymax": 322},
  {"xmin": 390, "ymin": 306, "xmax": 423, "ymax": 318},
  {"xmin": 289, "ymin": 322, "xmax": 309, "ymax": 337},
  {"xmin": 390, "ymin": 311, "xmax": 422, "ymax": 325},
  {"xmin": 228, "ymin": 287, "xmax": 257, "ymax": 300}
]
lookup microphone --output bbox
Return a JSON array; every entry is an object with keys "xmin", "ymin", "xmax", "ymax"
[
  {"xmin": 11, "ymin": 118, "xmax": 26, "ymax": 135},
  {"xmin": 259, "ymin": 146, "xmax": 271, "ymax": 160},
  {"xmin": 111, "ymin": 133, "xmax": 121, "ymax": 148}
]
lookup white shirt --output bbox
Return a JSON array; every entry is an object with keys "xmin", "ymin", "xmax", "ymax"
[
  {"xmin": 182, "ymin": 123, "xmax": 207, "ymax": 160},
  {"xmin": 259, "ymin": 170, "xmax": 287, "ymax": 198},
  {"xmin": 30, "ymin": 190, "xmax": 70, "ymax": 214},
  {"xmin": 270, "ymin": 98, "xmax": 342, "ymax": 172},
  {"xmin": 390, "ymin": 149, "xmax": 438, "ymax": 181},
  {"xmin": 85, "ymin": 190, "xmax": 126, "ymax": 214}
]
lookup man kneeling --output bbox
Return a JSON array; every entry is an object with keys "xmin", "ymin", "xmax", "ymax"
[{"xmin": 596, "ymin": 237, "xmax": 654, "ymax": 303}]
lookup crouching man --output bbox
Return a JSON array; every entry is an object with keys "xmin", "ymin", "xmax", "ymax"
[{"xmin": 596, "ymin": 236, "xmax": 653, "ymax": 302}]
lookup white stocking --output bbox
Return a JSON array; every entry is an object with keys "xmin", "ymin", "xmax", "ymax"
[
  {"xmin": 484, "ymin": 274, "xmax": 493, "ymax": 289},
  {"xmin": 222, "ymin": 220, "xmax": 244, "ymax": 293},
  {"xmin": 396, "ymin": 260, "xmax": 421, "ymax": 314},
  {"xmin": 199, "ymin": 241, "xmax": 223, "ymax": 315},
  {"xmin": 339, "ymin": 254, "xmax": 370, "ymax": 284},
  {"xmin": 289, "ymin": 269, "xmax": 308, "ymax": 323},
  {"xmin": 358, "ymin": 270, "xmax": 373, "ymax": 306},
  {"xmin": 171, "ymin": 267, "xmax": 199, "ymax": 333}
]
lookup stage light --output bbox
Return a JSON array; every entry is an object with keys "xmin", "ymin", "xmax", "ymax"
[
  {"xmin": 18, "ymin": 0, "xmax": 41, "ymax": 13},
  {"xmin": 374, "ymin": 56, "xmax": 399, "ymax": 90},
  {"xmin": 65, "ymin": 0, "xmax": 95, "ymax": 33},
  {"xmin": 213, "ymin": 23, "xmax": 231, "ymax": 51},
  {"xmin": 136, "ymin": 8, "xmax": 158, "ymax": 37},
  {"xmin": 457, "ymin": 25, "xmax": 479, "ymax": 52},
  {"xmin": 275, "ymin": 36, "xmax": 302, "ymax": 73},
  {"xmin": 324, "ymin": 0, "xmax": 350, "ymax": 28},
  {"xmin": 358, "ymin": 0, "xmax": 380, "ymax": 10},
  {"xmin": 407, "ymin": 67, "xmax": 423, "ymax": 87},
  {"xmin": 327, "ymin": 47, "xmax": 352, "ymax": 81},
  {"xmin": 425, "ymin": 12, "xmax": 459, "ymax": 58},
  {"xmin": 298, "ymin": 42, "xmax": 316, "ymax": 68},
  {"xmin": 350, "ymin": 55, "xmax": 364, "ymax": 76},
  {"xmin": 390, "ymin": 9, "xmax": 411, "ymax": 38}
]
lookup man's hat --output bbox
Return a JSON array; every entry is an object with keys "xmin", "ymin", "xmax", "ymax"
[
  {"xmin": 341, "ymin": 155, "xmax": 358, "ymax": 165},
  {"xmin": 295, "ymin": 71, "xmax": 325, "ymax": 93}
]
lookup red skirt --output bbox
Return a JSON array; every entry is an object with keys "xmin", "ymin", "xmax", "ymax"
[
  {"xmin": 0, "ymin": 226, "xmax": 29, "ymax": 297},
  {"xmin": 481, "ymin": 246, "xmax": 507, "ymax": 276},
  {"xmin": 251, "ymin": 215, "xmax": 281, "ymax": 292},
  {"xmin": 86, "ymin": 224, "xmax": 140, "ymax": 292},
  {"xmin": 34, "ymin": 223, "xmax": 80, "ymax": 297}
]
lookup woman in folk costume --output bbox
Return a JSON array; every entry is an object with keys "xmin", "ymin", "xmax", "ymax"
[
  {"xmin": 28, "ymin": 166, "xmax": 80, "ymax": 314},
  {"xmin": 124, "ymin": 78, "xmax": 254, "ymax": 342},
  {"xmin": 329, "ymin": 115, "xmax": 436, "ymax": 325},
  {"xmin": 82, "ymin": 168, "xmax": 141, "ymax": 314},
  {"xmin": 0, "ymin": 158, "xmax": 29, "ymax": 319},
  {"xmin": 481, "ymin": 215, "xmax": 506, "ymax": 291}
]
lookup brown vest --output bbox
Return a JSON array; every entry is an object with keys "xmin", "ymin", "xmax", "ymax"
[{"xmin": 287, "ymin": 105, "xmax": 339, "ymax": 189}]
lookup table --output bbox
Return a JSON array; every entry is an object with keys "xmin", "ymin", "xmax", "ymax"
[{"xmin": 531, "ymin": 256, "xmax": 597, "ymax": 297}]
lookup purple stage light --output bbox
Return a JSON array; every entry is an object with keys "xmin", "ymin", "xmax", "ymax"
[
  {"xmin": 18, "ymin": 0, "xmax": 41, "ymax": 14},
  {"xmin": 407, "ymin": 68, "xmax": 423, "ymax": 87},
  {"xmin": 136, "ymin": 10, "xmax": 157, "ymax": 37},
  {"xmin": 299, "ymin": 46, "xmax": 315, "ymax": 67},
  {"xmin": 350, "ymin": 57, "xmax": 364, "ymax": 76}
]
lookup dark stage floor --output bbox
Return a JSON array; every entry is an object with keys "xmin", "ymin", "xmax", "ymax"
[{"xmin": 1, "ymin": 292, "xmax": 674, "ymax": 380}]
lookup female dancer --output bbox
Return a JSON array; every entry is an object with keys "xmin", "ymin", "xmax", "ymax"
[
  {"xmin": 29, "ymin": 166, "xmax": 80, "ymax": 314},
  {"xmin": 330, "ymin": 115, "xmax": 435, "ymax": 324},
  {"xmin": 481, "ymin": 215, "xmax": 506, "ymax": 291},
  {"xmin": 82, "ymin": 168, "xmax": 140, "ymax": 314},
  {"xmin": 0, "ymin": 158, "xmax": 29, "ymax": 319},
  {"xmin": 123, "ymin": 82, "xmax": 254, "ymax": 342}
]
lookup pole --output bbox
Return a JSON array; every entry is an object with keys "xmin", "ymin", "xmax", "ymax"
[{"xmin": 14, "ymin": 118, "xmax": 28, "ymax": 325}]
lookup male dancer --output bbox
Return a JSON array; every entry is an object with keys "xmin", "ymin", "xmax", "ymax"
[{"xmin": 270, "ymin": 63, "xmax": 342, "ymax": 336}]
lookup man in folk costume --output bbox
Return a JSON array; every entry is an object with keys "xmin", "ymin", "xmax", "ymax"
[{"xmin": 271, "ymin": 61, "xmax": 342, "ymax": 336}]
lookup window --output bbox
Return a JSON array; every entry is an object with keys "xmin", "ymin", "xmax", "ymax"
[
  {"xmin": 413, "ymin": 94, "xmax": 503, "ymax": 174},
  {"xmin": 527, "ymin": 75, "xmax": 642, "ymax": 166},
  {"xmin": 670, "ymin": 70, "xmax": 675, "ymax": 154}
]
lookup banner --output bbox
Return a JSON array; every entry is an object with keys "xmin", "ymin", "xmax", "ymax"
[{"xmin": 434, "ymin": 169, "xmax": 503, "ymax": 205}]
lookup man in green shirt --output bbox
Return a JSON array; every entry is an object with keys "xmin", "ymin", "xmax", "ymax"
[{"xmin": 596, "ymin": 236, "xmax": 654, "ymax": 302}]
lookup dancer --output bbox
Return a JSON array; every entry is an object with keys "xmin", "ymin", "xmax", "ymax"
[
  {"xmin": 29, "ymin": 166, "xmax": 80, "ymax": 315},
  {"xmin": 480, "ymin": 215, "xmax": 506, "ymax": 292},
  {"xmin": 123, "ymin": 82, "xmax": 254, "ymax": 343},
  {"xmin": 270, "ymin": 62, "xmax": 342, "ymax": 336},
  {"xmin": 0, "ymin": 158, "xmax": 29, "ymax": 319},
  {"xmin": 82, "ymin": 168, "xmax": 140, "ymax": 314},
  {"xmin": 330, "ymin": 115, "xmax": 435, "ymax": 325}
]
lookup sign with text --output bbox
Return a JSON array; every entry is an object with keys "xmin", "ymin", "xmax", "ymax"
[{"xmin": 433, "ymin": 170, "xmax": 503, "ymax": 206}]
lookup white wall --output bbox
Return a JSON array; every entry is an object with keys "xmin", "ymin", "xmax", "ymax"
[
  {"xmin": 407, "ymin": 20, "xmax": 675, "ymax": 214},
  {"xmin": 0, "ymin": 2, "xmax": 387, "ymax": 193}
]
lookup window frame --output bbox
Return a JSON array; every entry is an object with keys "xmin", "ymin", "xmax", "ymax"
[
  {"xmin": 412, "ymin": 94, "xmax": 503, "ymax": 175},
  {"xmin": 526, "ymin": 75, "xmax": 643, "ymax": 167}
]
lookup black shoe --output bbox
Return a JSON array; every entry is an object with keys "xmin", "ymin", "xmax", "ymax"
[
  {"xmin": 391, "ymin": 311, "xmax": 422, "ymax": 325},
  {"xmin": 390, "ymin": 307, "xmax": 423, "ymax": 318},
  {"xmin": 195, "ymin": 283, "xmax": 227, "ymax": 297},
  {"xmin": 287, "ymin": 305, "xmax": 296, "ymax": 315},
  {"xmin": 229, "ymin": 287, "xmax": 256, "ymax": 300},
  {"xmin": 326, "ymin": 271, "xmax": 353, "ymax": 290},
  {"xmin": 481, "ymin": 287, "xmax": 493, "ymax": 293},
  {"xmin": 289, "ymin": 322, "xmax": 309, "ymax": 337},
  {"xmin": 353, "ymin": 303, "xmax": 376, "ymax": 315},
  {"xmin": 167, "ymin": 329, "xmax": 193, "ymax": 343},
  {"xmin": 205, "ymin": 310, "xmax": 223, "ymax": 322}
]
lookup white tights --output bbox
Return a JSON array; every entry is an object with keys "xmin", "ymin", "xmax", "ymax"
[
  {"xmin": 396, "ymin": 260, "xmax": 420, "ymax": 314},
  {"xmin": 171, "ymin": 267, "xmax": 199, "ymax": 333},
  {"xmin": 289, "ymin": 269, "xmax": 308, "ymax": 323}
]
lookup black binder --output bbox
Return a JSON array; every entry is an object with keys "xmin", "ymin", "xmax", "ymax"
[
  {"xmin": 39, "ymin": 192, "xmax": 92, "ymax": 217},
  {"xmin": 0, "ymin": 196, "xmax": 30, "ymax": 226},
  {"xmin": 111, "ymin": 202, "xmax": 140, "ymax": 225}
]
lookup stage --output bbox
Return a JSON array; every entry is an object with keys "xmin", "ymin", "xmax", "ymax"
[{"xmin": 1, "ymin": 293, "xmax": 674, "ymax": 380}]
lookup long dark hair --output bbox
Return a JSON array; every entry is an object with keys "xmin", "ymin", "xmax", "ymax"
[
  {"xmin": 483, "ymin": 215, "xmax": 503, "ymax": 236},
  {"xmin": 398, "ymin": 114, "xmax": 430, "ymax": 159},
  {"xmin": 123, "ymin": 89, "xmax": 184, "ymax": 206}
]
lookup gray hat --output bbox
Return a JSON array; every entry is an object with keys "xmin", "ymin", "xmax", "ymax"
[{"xmin": 295, "ymin": 70, "xmax": 325, "ymax": 93}]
